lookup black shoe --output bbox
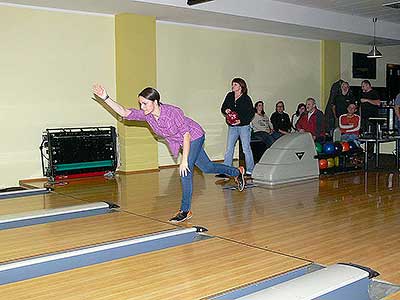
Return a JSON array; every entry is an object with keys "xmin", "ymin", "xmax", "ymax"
[
  {"xmin": 245, "ymin": 173, "xmax": 253, "ymax": 179},
  {"xmin": 215, "ymin": 174, "xmax": 229, "ymax": 178},
  {"xmin": 169, "ymin": 211, "xmax": 193, "ymax": 223},
  {"xmin": 235, "ymin": 166, "xmax": 245, "ymax": 192}
]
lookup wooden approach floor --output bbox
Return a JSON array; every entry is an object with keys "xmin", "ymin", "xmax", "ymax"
[
  {"xmin": 0, "ymin": 192, "xmax": 84, "ymax": 215},
  {"xmin": 0, "ymin": 238, "xmax": 307, "ymax": 300},
  {"xmin": 1, "ymin": 169, "xmax": 399, "ymax": 298}
]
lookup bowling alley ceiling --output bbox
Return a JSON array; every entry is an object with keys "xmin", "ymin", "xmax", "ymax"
[
  {"xmin": 1, "ymin": 0, "xmax": 400, "ymax": 45},
  {"xmin": 277, "ymin": 0, "xmax": 400, "ymax": 24}
]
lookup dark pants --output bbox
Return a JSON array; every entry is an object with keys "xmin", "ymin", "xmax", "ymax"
[
  {"xmin": 361, "ymin": 116, "xmax": 376, "ymax": 154},
  {"xmin": 253, "ymin": 131, "xmax": 276, "ymax": 148}
]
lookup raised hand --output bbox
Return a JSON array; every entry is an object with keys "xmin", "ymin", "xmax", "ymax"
[{"xmin": 92, "ymin": 84, "xmax": 108, "ymax": 100}]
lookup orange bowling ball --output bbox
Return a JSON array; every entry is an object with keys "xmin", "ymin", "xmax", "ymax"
[
  {"xmin": 319, "ymin": 159, "xmax": 328, "ymax": 169},
  {"xmin": 341, "ymin": 141, "xmax": 350, "ymax": 152}
]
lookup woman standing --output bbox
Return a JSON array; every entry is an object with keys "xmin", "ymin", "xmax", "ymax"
[
  {"xmin": 220, "ymin": 78, "xmax": 255, "ymax": 177},
  {"xmin": 92, "ymin": 84, "xmax": 245, "ymax": 223}
]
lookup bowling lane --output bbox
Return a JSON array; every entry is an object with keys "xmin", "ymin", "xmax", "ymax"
[
  {"xmin": 385, "ymin": 291, "xmax": 400, "ymax": 300},
  {"xmin": 0, "ymin": 211, "xmax": 174, "ymax": 263},
  {"xmin": 0, "ymin": 192, "xmax": 87, "ymax": 215},
  {"xmin": 0, "ymin": 238, "xmax": 309, "ymax": 300},
  {"xmin": 21, "ymin": 177, "xmax": 121, "ymax": 203}
]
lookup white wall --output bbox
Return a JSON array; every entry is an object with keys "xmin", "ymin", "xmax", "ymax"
[
  {"xmin": 341, "ymin": 43, "xmax": 400, "ymax": 88},
  {"xmin": 341, "ymin": 43, "xmax": 400, "ymax": 153}
]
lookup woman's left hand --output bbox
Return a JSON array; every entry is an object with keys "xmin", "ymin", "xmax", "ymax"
[
  {"xmin": 179, "ymin": 160, "xmax": 190, "ymax": 177},
  {"xmin": 232, "ymin": 119, "xmax": 241, "ymax": 126}
]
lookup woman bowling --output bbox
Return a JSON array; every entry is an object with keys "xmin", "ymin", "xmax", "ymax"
[{"xmin": 92, "ymin": 84, "xmax": 245, "ymax": 223}]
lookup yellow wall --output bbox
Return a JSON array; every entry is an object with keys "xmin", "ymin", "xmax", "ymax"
[
  {"xmin": 320, "ymin": 40, "xmax": 341, "ymax": 108},
  {"xmin": 0, "ymin": 5, "xmax": 115, "ymax": 187},
  {"xmin": 115, "ymin": 14, "xmax": 158, "ymax": 172},
  {"xmin": 156, "ymin": 23, "xmax": 321, "ymax": 165}
]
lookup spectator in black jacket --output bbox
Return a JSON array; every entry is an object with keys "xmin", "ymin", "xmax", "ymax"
[
  {"xmin": 218, "ymin": 78, "xmax": 255, "ymax": 177},
  {"xmin": 270, "ymin": 100, "xmax": 291, "ymax": 138}
]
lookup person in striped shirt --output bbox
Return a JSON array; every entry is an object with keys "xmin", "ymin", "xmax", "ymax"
[{"xmin": 92, "ymin": 84, "xmax": 245, "ymax": 223}]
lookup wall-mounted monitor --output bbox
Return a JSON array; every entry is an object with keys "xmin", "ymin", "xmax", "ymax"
[{"xmin": 352, "ymin": 52, "xmax": 376, "ymax": 79}]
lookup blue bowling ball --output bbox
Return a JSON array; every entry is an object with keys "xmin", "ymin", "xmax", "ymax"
[
  {"xmin": 323, "ymin": 142, "xmax": 335, "ymax": 155},
  {"xmin": 334, "ymin": 142, "xmax": 343, "ymax": 154},
  {"xmin": 348, "ymin": 141, "xmax": 358, "ymax": 151}
]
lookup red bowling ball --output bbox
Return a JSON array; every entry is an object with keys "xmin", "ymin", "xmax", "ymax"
[
  {"xmin": 319, "ymin": 159, "xmax": 328, "ymax": 169},
  {"xmin": 226, "ymin": 111, "xmax": 240, "ymax": 125}
]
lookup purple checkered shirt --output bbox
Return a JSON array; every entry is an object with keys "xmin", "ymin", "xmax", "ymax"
[{"xmin": 125, "ymin": 104, "xmax": 205, "ymax": 157}]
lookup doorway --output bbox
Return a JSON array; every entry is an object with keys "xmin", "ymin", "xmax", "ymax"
[{"xmin": 387, "ymin": 64, "xmax": 400, "ymax": 102}]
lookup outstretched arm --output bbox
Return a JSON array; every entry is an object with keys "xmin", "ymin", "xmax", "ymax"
[
  {"xmin": 179, "ymin": 132, "xmax": 191, "ymax": 177},
  {"xmin": 93, "ymin": 84, "xmax": 131, "ymax": 118}
]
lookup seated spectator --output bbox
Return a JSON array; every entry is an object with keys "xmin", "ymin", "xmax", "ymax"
[
  {"xmin": 296, "ymin": 97, "xmax": 325, "ymax": 142},
  {"xmin": 251, "ymin": 101, "xmax": 278, "ymax": 147},
  {"xmin": 291, "ymin": 102, "xmax": 306, "ymax": 131},
  {"xmin": 270, "ymin": 100, "xmax": 292, "ymax": 138},
  {"xmin": 339, "ymin": 103, "xmax": 360, "ymax": 146}
]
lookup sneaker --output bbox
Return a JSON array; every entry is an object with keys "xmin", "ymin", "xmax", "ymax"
[
  {"xmin": 235, "ymin": 166, "xmax": 245, "ymax": 192},
  {"xmin": 245, "ymin": 172, "xmax": 253, "ymax": 179},
  {"xmin": 215, "ymin": 173, "xmax": 229, "ymax": 178},
  {"xmin": 169, "ymin": 210, "xmax": 193, "ymax": 223}
]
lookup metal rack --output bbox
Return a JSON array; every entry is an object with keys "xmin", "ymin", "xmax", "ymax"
[{"xmin": 40, "ymin": 126, "xmax": 118, "ymax": 181}]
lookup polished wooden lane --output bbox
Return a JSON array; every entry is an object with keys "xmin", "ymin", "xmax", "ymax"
[
  {"xmin": 0, "ymin": 192, "xmax": 87, "ymax": 215},
  {"xmin": 21, "ymin": 170, "xmax": 400, "ymax": 283},
  {"xmin": 0, "ymin": 211, "xmax": 174, "ymax": 263},
  {"xmin": 385, "ymin": 291, "xmax": 400, "ymax": 300},
  {"xmin": 0, "ymin": 238, "xmax": 308, "ymax": 300}
]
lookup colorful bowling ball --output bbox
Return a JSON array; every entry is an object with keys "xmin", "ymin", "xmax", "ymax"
[
  {"xmin": 315, "ymin": 142, "xmax": 323, "ymax": 154},
  {"xmin": 319, "ymin": 159, "xmax": 328, "ymax": 169},
  {"xmin": 341, "ymin": 141, "xmax": 350, "ymax": 152},
  {"xmin": 334, "ymin": 156, "xmax": 340, "ymax": 167},
  {"xmin": 327, "ymin": 158, "xmax": 335, "ymax": 168},
  {"xmin": 323, "ymin": 142, "xmax": 335, "ymax": 155},
  {"xmin": 348, "ymin": 141, "xmax": 357, "ymax": 151},
  {"xmin": 334, "ymin": 142, "xmax": 343, "ymax": 154},
  {"xmin": 226, "ymin": 111, "xmax": 240, "ymax": 125}
]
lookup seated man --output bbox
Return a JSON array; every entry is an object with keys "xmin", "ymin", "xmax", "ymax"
[
  {"xmin": 339, "ymin": 103, "xmax": 360, "ymax": 146},
  {"xmin": 296, "ymin": 97, "xmax": 325, "ymax": 142}
]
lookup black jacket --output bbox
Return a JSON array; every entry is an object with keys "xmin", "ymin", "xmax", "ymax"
[{"xmin": 221, "ymin": 92, "xmax": 254, "ymax": 126}]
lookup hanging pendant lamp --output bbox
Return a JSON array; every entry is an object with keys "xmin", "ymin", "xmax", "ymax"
[
  {"xmin": 367, "ymin": 18, "xmax": 382, "ymax": 58},
  {"xmin": 187, "ymin": 0, "xmax": 214, "ymax": 5}
]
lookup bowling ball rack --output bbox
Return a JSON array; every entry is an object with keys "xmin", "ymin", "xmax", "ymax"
[
  {"xmin": 40, "ymin": 126, "xmax": 118, "ymax": 181},
  {"xmin": 317, "ymin": 147, "xmax": 364, "ymax": 174}
]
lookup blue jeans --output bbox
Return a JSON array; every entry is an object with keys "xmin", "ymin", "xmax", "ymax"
[
  {"xmin": 180, "ymin": 135, "xmax": 239, "ymax": 212},
  {"xmin": 271, "ymin": 131, "xmax": 282, "ymax": 140},
  {"xmin": 224, "ymin": 125, "xmax": 254, "ymax": 174}
]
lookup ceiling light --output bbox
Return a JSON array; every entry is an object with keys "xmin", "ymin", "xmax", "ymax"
[
  {"xmin": 382, "ymin": 1, "xmax": 400, "ymax": 9},
  {"xmin": 367, "ymin": 18, "xmax": 382, "ymax": 59},
  {"xmin": 187, "ymin": 0, "xmax": 214, "ymax": 6}
]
